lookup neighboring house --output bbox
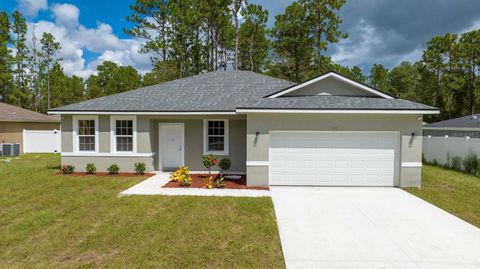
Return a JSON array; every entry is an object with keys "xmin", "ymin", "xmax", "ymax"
[
  {"xmin": 49, "ymin": 71, "xmax": 438, "ymax": 187},
  {"xmin": 0, "ymin": 102, "xmax": 60, "ymax": 153},
  {"xmin": 423, "ymin": 114, "xmax": 480, "ymax": 138}
]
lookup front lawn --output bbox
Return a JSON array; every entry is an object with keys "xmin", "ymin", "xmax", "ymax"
[
  {"xmin": 405, "ymin": 165, "xmax": 480, "ymax": 228},
  {"xmin": 0, "ymin": 154, "xmax": 284, "ymax": 268}
]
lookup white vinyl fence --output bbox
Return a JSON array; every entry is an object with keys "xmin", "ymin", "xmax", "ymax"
[
  {"xmin": 423, "ymin": 135, "xmax": 480, "ymax": 166},
  {"xmin": 23, "ymin": 129, "xmax": 61, "ymax": 153}
]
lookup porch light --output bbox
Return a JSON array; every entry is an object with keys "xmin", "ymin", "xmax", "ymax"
[{"xmin": 256, "ymin": 131, "xmax": 260, "ymax": 138}]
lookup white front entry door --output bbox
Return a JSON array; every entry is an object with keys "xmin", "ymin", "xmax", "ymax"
[
  {"xmin": 159, "ymin": 124, "xmax": 184, "ymax": 170},
  {"xmin": 269, "ymin": 131, "xmax": 399, "ymax": 186}
]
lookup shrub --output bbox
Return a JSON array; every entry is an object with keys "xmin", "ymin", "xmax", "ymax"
[
  {"xmin": 203, "ymin": 176, "xmax": 213, "ymax": 189},
  {"xmin": 134, "ymin": 162, "xmax": 146, "ymax": 175},
  {"xmin": 203, "ymin": 175, "xmax": 224, "ymax": 189},
  {"xmin": 213, "ymin": 176, "xmax": 225, "ymax": 188},
  {"xmin": 85, "ymin": 163, "xmax": 96, "ymax": 174},
  {"xmin": 463, "ymin": 152, "xmax": 479, "ymax": 175},
  {"xmin": 219, "ymin": 158, "xmax": 231, "ymax": 174},
  {"xmin": 201, "ymin": 154, "xmax": 217, "ymax": 175},
  {"xmin": 179, "ymin": 174, "xmax": 192, "ymax": 186},
  {"xmin": 61, "ymin": 164, "xmax": 75, "ymax": 174},
  {"xmin": 170, "ymin": 166, "xmax": 192, "ymax": 186},
  {"xmin": 107, "ymin": 164, "xmax": 120, "ymax": 174},
  {"xmin": 432, "ymin": 159, "xmax": 439, "ymax": 167},
  {"xmin": 450, "ymin": 156, "xmax": 463, "ymax": 171}
]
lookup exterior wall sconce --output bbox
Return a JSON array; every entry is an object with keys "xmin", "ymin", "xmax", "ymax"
[
  {"xmin": 256, "ymin": 131, "xmax": 260, "ymax": 138},
  {"xmin": 411, "ymin": 132, "xmax": 416, "ymax": 139}
]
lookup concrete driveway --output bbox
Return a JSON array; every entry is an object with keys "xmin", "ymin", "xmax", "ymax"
[{"xmin": 271, "ymin": 187, "xmax": 480, "ymax": 269}]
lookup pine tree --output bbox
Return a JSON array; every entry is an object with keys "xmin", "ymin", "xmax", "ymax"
[
  {"xmin": 9, "ymin": 11, "xmax": 30, "ymax": 107},
  {"xmin": 40, "ymin": 32, "xmax": 61, "ymax": 111},
  {"xmin": 0, "ymin": 11, "xmax": 12, "ymax": 102}
]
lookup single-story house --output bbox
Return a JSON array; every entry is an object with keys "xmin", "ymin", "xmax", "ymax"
[
  {"xmin": 0, "ymin": 102, "xmax": 60, "ymax": 153},
  {"xmin": 423, "ymin": 114, "xmax": 480, "ymax": 138},
  {"xmin": 49, "ymin": 71, "xmax": 438, "ymax": 187}
]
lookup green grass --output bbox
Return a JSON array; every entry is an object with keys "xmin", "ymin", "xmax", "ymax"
[
  {"xmin": 0, "ymin": 154, "xmax": 284, "ymax": 268},
  {"xmin": 405, "ymin": 165, "xmax": 480, "ymax": 228}
]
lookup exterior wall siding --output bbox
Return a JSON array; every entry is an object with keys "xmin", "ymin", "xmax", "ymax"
[
  {"xmin": 60, "ymin": 114, "xmax": 246, "ymax": 173},
  {"xmin": 0, "ymin": 121, "xmax": 60, "ymax": 153},
  {"xmin": 246, "ymin": 113, "xmax": 423, "ymax": 187}
]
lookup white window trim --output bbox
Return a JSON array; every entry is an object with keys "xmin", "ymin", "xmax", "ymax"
[
  {"xmin": 203, "ymin": 119, "xmax": 229, "ymax": 155},
  {"xmin": 72, "ymin": 115, "xmax": 99, "ymax": 153},
  {"xmin": 110, "ymin": 115, "xmax": 137, "ymax": 154}
]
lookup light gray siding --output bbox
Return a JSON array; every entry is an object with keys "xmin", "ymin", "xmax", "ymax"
[
  {"xmin": 61, "ymin": 114, "xmax": 246, "ymax": 173},
  {"xmin": 61, "ymin": 115, "xmax": 73, "ymax": 152},
  {"xmin": 246, "ymin": 113, "xmax": 423, "ymax": 187},
  {"xmin": 99, "ymin": 115, "xmax": 110, "ymax": 152},
  {"xmin": 63, "ymin": 156, "xmax": 154, "ymax": 172}
]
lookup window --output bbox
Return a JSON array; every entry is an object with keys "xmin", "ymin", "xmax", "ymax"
[
  {"xmin": 204, "ymin": 120, "xmax": 229, "ymax": 155},
  {"xmin": 78, "ymin": 120, "xmax": 96, "ymax": 151},
  {"xmin": 110, "ymin": 116, "xmax": 136, "ymax": 153},
  {"xmin": 73, "ymin": 116, "xmax": 98, "ymax": 153},
  {"xmin": 115, "ymin": 120, "xmax": 133, "ymax": 152}
]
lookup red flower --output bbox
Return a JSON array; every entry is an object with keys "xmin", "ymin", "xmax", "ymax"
[{"xmin": 212, "ymin": 159, "xmax": 217, "ymax": 165}]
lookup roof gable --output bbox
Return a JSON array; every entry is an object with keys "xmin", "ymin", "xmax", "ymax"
[{"xmin": 265, "ymin": 71, "xmax": 393, "ymax": 99}]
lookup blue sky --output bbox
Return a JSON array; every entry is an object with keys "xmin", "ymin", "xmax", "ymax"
[{"xmin": 2, "ymin": 0, "xmax": 480, "ymax": 79}]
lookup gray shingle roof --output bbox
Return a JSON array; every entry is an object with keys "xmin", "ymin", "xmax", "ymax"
[
  {"xmin": 238, "ymin": 96, "xmax": 437, "ymax": 111},
  {"xmin": 50, "ymin": 70, "xmax": 437, "ymax": 112},
  {"xmin": 424, "ymin": 114, "xmax": 480, "ymax": 128},
  {"xmin": 50, "ymin": 71, "xmax": 293, "ymax": 112},
  {"xmin": 0, "ymin": 102, "xmax": 60, "ymax": 122}
]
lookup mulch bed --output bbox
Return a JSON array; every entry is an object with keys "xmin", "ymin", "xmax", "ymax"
[
  {"xmin": 163, "ymin": 174, "xmax": 269, "ymax": 190},
  {"xmin": 54, "ymin": 172, "xmax": 155, "ymax": 177}
]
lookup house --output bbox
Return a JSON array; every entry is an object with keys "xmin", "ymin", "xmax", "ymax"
[
  {"xmin": 423, "ymin": 114, "xmax": 480, "ymax": 138},
  {"xmin": 0, "ymin": 102, "xmax": 60, "ymax": 153},
  {"xmin": 49, "ymin": 71, "xmax": 438, "ymax": 187},
  {"xmin": 422, "ymin": 114, "xmax": 480, "ymax": 166}
]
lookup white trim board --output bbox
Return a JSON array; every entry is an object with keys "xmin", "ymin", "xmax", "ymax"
[
  {"xmin": 267, "ymin": 72, "xmax": 394, "ymax": 99},
  {"xmin": 236, "ymin": 109, "xmax": 439, "ymax": 115},
  {"xmin": 246, "ymin": 161, "xmax": 269, "ymax": 166},
  {"xmin": 49, "ymin": 111, "xmax": 237, "ymax": 115},
  {"xmin": 62, "ymin": 152, "xmax": 155, "ymax": 157},
  {"xmin": 50, "ymin": 109, "xmax": 439, "ymax": 116},
  {"xmin": 401, "ymin": 162, "xmax": 422, "ymax": 168}
]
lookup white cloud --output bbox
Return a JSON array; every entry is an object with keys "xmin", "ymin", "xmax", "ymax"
[
  {"xmin": 17, "ymin": 0, "xmax": 48, "ymax": 17},
  {"xmin": 52, "ymin": 3, "xmax": 80, "ymax": 28},
  {"xmin": 24, "ymin": 3, "xmax": 153, "ymax": 79}
]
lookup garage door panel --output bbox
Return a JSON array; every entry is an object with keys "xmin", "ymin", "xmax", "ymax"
[{"xmin": 269, "ymin": 132, "xmax": 397, "ymax": 186}]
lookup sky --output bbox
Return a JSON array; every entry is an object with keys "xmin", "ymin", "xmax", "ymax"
[{"xmin": 2, "ymin": 0, "xmax": 480, "ymax": 79}]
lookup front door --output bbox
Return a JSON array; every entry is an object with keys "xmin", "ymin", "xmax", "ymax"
[{"xmin": 159, "ymin": 123, "xmax": 184, "ymax": 170}]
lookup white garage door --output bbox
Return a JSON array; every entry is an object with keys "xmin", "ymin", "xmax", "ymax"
[{"xmin": 269, "ymin": 132, "xmax": 398, "ymax": 186}]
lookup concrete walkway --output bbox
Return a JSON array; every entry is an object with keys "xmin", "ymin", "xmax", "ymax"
[
  {"xmin": 120, "ymin": 173, "xmax": 270, "ymax": 197},
  {"xmin": 271, "ymin": 187, "xmax": 480, "ymax": 269}
]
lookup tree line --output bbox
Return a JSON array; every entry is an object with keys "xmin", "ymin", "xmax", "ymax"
[{"xmin": 0, "ymin": 0, "xmax": 479, "ymax": 122}]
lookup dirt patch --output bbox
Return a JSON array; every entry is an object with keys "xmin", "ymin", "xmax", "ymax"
[
  {"xmin": 54, "ymin": 172, "xmax": 155, "ymax": 177},
  {"xmin": 163, "ymin": 174, "xmax": 269, "ymax": 190}
]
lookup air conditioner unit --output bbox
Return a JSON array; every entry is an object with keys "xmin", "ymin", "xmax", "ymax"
[{"xmin": 1, "ymin": 143, "xmax": 20, "ymax": 156}]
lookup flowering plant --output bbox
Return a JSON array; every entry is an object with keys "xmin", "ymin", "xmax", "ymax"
[{"xmin": 201, "ymin": 154, "xmax": 217, "ymax": 175}]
